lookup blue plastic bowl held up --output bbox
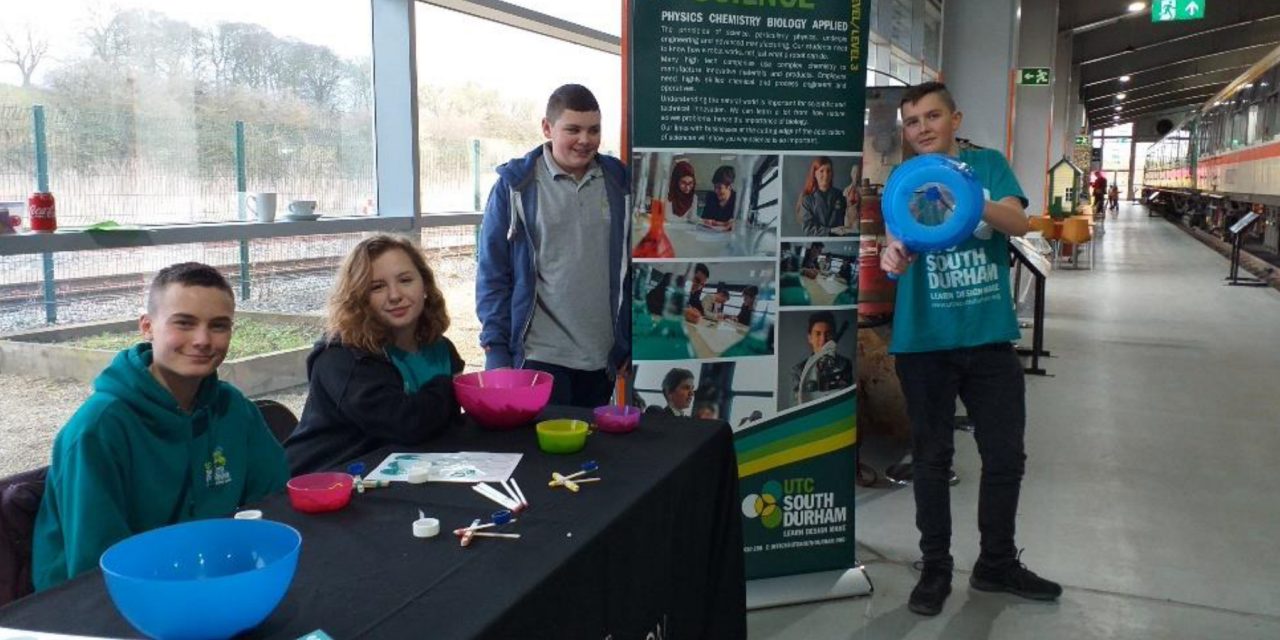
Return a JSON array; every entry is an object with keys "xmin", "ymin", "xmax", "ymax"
[
  {"xmin": 883, "ymin": 153, "xmax": 985, "ymax": 253},
  {"xmin": 100, "ymin": 518, "xmax": 301, "ymax": 640}
]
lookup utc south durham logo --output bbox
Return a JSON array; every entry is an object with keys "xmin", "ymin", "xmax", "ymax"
[
  {"xmin": 742, "ymin": 480, "xmax": 784, "ymax": 529},
  {"xmin": 742, "ymin": 477, "xmax": 848, "ymax": 531}
]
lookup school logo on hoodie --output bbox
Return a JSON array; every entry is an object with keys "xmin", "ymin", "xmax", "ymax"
[{"xmin": 205, "ymin": 446, "xmax": 232, "ymax": 487}]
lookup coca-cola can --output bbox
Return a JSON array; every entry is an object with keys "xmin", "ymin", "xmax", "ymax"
[{"xmin": 28, "ymin": 191, "xmax": 56, "ymax": 233}]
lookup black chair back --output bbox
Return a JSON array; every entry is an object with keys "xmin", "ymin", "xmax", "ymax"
[{"xmin": 254, "ymin": 399, "xmax": 299, "ymax": 445}]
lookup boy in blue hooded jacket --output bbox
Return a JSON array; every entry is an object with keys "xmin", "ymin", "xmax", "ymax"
[
  {"xmin": 32, "ymin": 263, "xmax": 289, "ymax": 590},
  {"xmin": 476, "ymin": 84, "xmax": 631, "ymax": 407}
]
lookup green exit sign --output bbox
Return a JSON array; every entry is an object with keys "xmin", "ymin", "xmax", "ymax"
[
  {"xmin": 1153, "ymin": 0, "xmax": 1204, "ymax": 22},
  {"xmin": 1018, "ymin": 68, "xmax": 1051, "ymax": 86},
  {"xmin": 1076, "ymin": 136, "xmax": 1088, "ymax": 145}
]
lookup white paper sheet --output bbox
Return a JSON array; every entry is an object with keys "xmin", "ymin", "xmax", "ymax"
[{"xmin": 365, "ymin": 452, "xmax": 523, "ymax": 483}]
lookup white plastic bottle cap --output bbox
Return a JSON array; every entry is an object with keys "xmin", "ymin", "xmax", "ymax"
[
  {"xmin": 407, "ymin": 468, "xmax": 430, "ymax": 484},
  {"xmin": 413, "ymin": 517, "xmax": 440, "ymax": 538},
  {"xmin": 234, "ymin": 509, "xmax": 263, "ymax": 520}
]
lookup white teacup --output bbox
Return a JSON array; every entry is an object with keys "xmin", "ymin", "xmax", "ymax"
[
  {"xmin": 248, "ymin": 192, "xmax": 278, "ymax": 223},
  {"xmin": 287, "ymin": 200, "xmax": 317, "ymax": 217}
]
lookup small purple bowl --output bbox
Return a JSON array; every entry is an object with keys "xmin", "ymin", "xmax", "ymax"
[{"xmin": 593, "ymin": 405, "xmax": 642, "ymax": 434}]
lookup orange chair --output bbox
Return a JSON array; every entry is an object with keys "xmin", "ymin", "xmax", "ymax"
[
  {"xmin": 1028, "ymin": 215, "xmax": 1050, "ymax": 234},
  {"xmin": 1059, "ymin": 216, "xmax": 1094, "ymax": 269}
]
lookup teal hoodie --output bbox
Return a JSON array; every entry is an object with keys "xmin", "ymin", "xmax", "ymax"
[{"xmin": 32, "ymin": 343, "xmax": 289, "ymax": 591}]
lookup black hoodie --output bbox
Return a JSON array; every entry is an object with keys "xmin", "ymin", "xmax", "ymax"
[{"xmin": 285, "ymin": 338, "xmax": 463, "ymax": 474}]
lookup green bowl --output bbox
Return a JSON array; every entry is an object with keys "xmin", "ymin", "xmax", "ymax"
[{"xmin": 536, "ymin": 419, "xmax": 590, "ymax": 454}]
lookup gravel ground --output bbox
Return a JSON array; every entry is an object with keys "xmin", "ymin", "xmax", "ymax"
[{"xmin": 0, "ymin": 255, "xmax": 484, "ymax": 477}]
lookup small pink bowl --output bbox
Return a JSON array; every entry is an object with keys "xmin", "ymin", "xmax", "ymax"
[
  {"xmin": 286, "ymin": 472, "xmax": 353, "ymax": 513},
  {"xmin": 593, "ymin": 405, "xmax": 642, "ymax": 434}
]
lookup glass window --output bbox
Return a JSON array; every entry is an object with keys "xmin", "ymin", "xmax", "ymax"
[
  {"xmin": 0, "ymin": 1, "xmax": 374, "ymax": 226},
  {"xmin": 923, "ymin": 1, "xmax": 942, "ymax": 70},
  {"xmin": 1269, "ymin": 95, "xmax": 1280, "ymax": 140},
  {"xmin": 1248, "ymin": 104, "xmax": 1260, "ymax": 145},
  {"xmin": 1106, "ymin": 170, "xmax": 1130, "ymax": 197},
  {"xmin": 498, "ymin": 1, "xmax": 621, "ymax": 36},
  {"xmin": 1102, "ymin": 138, "xmax": 1130, "ymax": 171},
  {"xmin": 890, "ymin": 52, "xmax": 911, "ymax": 87},
  {"xmin": 1231, "ymin": 108, "xmax": 1248, "ymax": 148},
  {"xmin": 890, "ymin": 0, "xmax": 913, "ymax": 51},
  {"xmin": 1133, "ymin": 142, "xmax": 1153, "ymax": 187},
  {"xmin": 416, "ymin": 3, "xmax": 621, "ymax": 213},
  {"xmin": 414, "ymin": 1, "xmax": 621, "ymax": 368},
  {"xmin": 1103, "ymin": 123, "xmax": 1134, "ymax": 136}
]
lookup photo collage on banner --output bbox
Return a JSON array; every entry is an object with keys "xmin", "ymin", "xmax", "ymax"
[
  {"xmin": 631, "ymin": 150, "xmax": 781, "ymax": 431},
  {"xmin": 777, "ymin": 153, "xmax": 860, "ymax": 414},
  {"xmin": 630, "ymin": 150, "xmax": 863, "ymax": 422}
]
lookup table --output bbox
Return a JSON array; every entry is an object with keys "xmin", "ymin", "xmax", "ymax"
[
  {"xmin": 0, "ymin": 409, "xmax": 745, "ymax": 639},
  {"xmin": 634, "ymin": 214, "xmax": 777, "ymax": 258},
  {"xmin": 684, "ymin": 318, "xmax": 748, "ymax": 358},
  {"xmin": 800, "ymin": 274, "xmax": 847, "ymax": 306}
]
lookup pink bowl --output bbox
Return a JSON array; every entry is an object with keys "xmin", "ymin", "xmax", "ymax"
[
  {"xmin": 593, "ymin": 405, "xmax": 642, "ymax": 434},
  {"xmin": 286, "ymin": 472, "xmax": 353, "ymax": 513},
  {"xmin": 453, "ymin": 369, "xmax": 554, "ymax": 430}
]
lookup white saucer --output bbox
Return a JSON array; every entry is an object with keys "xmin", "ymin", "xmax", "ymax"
[{"xmin": 285, "ymin": 213, "xmax": 320, "ymax": 222}]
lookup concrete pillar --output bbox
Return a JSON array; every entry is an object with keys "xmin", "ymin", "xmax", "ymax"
[
  {"xmin": 941, "ymin": 0, "xmax": 1020, "ymax": 153},
  {"xmin": 1051, "ymin": 32, "xmax": 1073, "ymax": 163},
  {"xmin": 1011, "ymin": 0, "xmax": 1058, "ymax": 215}
]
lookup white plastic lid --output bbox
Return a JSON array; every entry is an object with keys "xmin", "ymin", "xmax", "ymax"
[{"xmin": 413, "ymin": 517, "xmax": 440, "ymax": 538}]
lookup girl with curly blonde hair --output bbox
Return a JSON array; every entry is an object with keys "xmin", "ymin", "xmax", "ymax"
[{"xmin": 286, "ymin": 234, "xmax": 463, "ymax": 474}]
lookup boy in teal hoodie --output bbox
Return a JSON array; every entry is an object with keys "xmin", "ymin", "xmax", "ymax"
[{"xmin": 32, "ymin": 263, "xmax": 289, "ymax": 591}]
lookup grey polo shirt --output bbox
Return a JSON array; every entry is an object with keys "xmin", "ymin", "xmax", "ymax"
[{"xmin": 522, "ymin": 144, "xmax": 614, "ymax": 371}]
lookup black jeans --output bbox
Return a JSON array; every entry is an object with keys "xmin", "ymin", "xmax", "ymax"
[
  {"xmin": 895, "ymin": 343, "xmax": 1026, "ymax": 570},
  {"xmin": 523, "ymin": 360, "xmax": 614, "ymax": 409}
]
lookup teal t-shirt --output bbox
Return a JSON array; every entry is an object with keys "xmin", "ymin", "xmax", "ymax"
[
  {"xmin": 386, "ymin": 340, "xmax": 455, "ymax": 391},
  {"xmin": 889, "ymin": 146, "xmax": 1028, "ymax": 354}
]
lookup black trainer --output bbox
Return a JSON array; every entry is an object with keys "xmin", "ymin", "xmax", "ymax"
[
  {"xmin": 969, "ymin": 554, "xmax": 1062, "ymax": 601},
  {"xmin": 908, "ymin": 566, "xmax": 953, "ymax": 616}
]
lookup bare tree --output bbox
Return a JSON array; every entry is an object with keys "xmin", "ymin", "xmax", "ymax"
[{"xmin": 2, "ymin": 25, "xmax": 50, "ymax": 88}]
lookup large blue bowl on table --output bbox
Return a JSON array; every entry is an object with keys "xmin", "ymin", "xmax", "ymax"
[{"xmin": 99, "ymin": 518, "xmax": 301, "ymax": 640}]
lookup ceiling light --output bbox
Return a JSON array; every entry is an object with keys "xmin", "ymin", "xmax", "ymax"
[
  {"xmin": 1244, "ymin": 83, "xmax": 1254, "ymax": 89},
  {"xmin": 1115, "ymin": 105, "xmax": 1123, "ymax": 111},
  {"xmin": 1119, "ymin": 75, "xmax": 1131, "ymax": 83},
  {"xmin": 1128, "ymin": 2, "xmax": 1146, "ymax": 12},
  {"xmin": 1115, "ymin": 93, "xmax": 1127, "ymax": 100}
]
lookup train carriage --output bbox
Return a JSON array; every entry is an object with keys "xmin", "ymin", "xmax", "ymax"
[{"xmin": 1143, "ymin": 44, "xmax": 1280, "ymax": 253}]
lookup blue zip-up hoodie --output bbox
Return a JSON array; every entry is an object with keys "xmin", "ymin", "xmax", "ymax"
[
  {"xmin": 31, "ymin": 344, "xmax": 289, "ymax": 591},
  {"xmin": 476, "ymin": 145, "xmax": 631, "ymax": 374}
]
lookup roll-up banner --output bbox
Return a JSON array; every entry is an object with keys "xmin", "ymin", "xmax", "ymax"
[{"xmin": 625, "ymin": 0, "xmax": 873, "ymax": 606}]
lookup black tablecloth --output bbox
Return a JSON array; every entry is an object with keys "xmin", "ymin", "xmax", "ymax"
[{"xmin": 0, "ymin": 408, "xmax": 746, "ymax": 639}]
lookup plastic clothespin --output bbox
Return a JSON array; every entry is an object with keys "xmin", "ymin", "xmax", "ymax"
[
  {"xmin": 347, "ymin": 462, "xmax": 367, "ymax": 493},
  {"xmin": 453, "ymin": 509, "xmax": 515, "ymax": 536},
  {"xmin": 549, "ymin": 460, "xmax": 599, "ymax": 487},
  {"xmin": 460, "ymin": 518, "xmax": 482, "ymax": 548},
  {"xmin": 550, "ymin": 472, "xmax": 580, "ymax": 493}
]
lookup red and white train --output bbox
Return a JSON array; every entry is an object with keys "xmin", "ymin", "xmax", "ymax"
[{"xmin": 1143, "ymin": 44, "xmax": 1280, "ymax": 253}]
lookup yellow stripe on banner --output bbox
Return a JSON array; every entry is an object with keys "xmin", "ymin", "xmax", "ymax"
[{"xmin": 737, "ymin": 428, "xmax": 857, "ymax": 478}]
